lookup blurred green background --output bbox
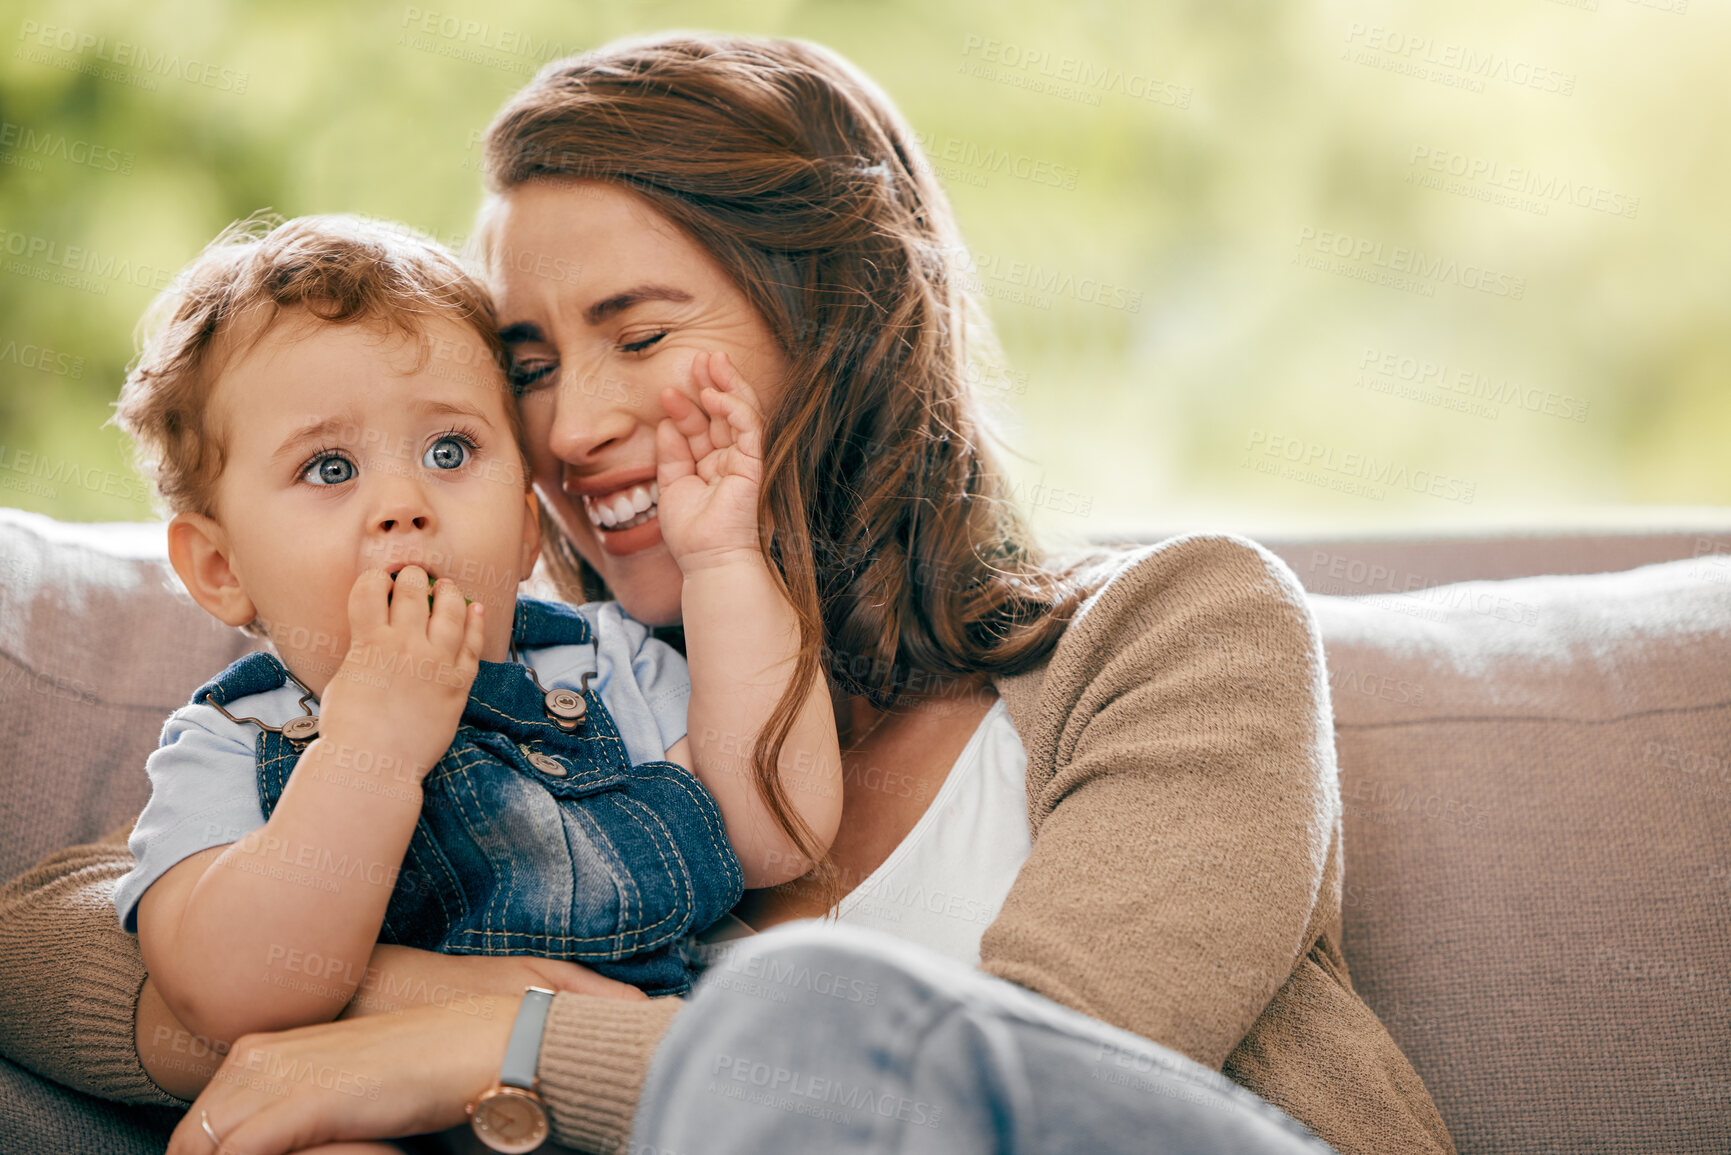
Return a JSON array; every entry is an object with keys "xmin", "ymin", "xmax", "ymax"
[{"xmin": 1, "ymin": 0, "xmax": 1726, "ymax": 542}]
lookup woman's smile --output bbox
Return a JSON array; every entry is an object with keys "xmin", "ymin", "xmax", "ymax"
[{"xmin": 560, "ymin": 463, "xmax": 665, "ymax": 557}]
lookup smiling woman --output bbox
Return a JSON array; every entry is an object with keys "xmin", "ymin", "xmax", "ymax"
[
  {"xmin": 0, "ymin": 32, "xmax": 1456, "ymax": 1155},
  {"xmin": 481, "ymin": 180, "xmax": 792, "ymax": 624}
]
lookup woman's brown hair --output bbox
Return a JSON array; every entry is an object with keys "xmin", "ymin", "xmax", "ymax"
[{"xmin": 483, "ymin": 33, "xmax": 1109, "ymax": 903}]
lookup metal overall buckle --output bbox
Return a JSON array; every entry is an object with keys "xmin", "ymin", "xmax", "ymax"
[{"xmin": 206, "ymin": 669, "xmax": 321, "ymax": 744}]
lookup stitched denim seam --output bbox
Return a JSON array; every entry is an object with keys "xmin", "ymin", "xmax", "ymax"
[
  {"xmin": 573, "ymin": 793, "xmax": 637, "ymax": 954},
  {"xmin": 631, "ymin": 762, "xmax": 743, "ymax": 897},
  {"xmin": 448, "ymin": 786, "xmax": 694, "ymax": 951},
  {"xmin": 402, "ymin": 814, "xmax": 467, "ymax": 934},
  {"xmin": 607, "ymin": 792, "xmax": 695, "ymax": 951},
  {"xmin": 445, "ymin": 930, "xmax": 689, "ymax": 953},
  {"xmin": 437, "ymin": 742, "xmax": 651, "ymax": 950},
  {"xmin": 444, "ymin": 751, "xmax": 515, "ymax": 940},
  {"xmin": 466, "ymin": 694, "xmax": 633, "ymax": 770},
  {"xmin": 508, "ymin": 736, "xmax": 625, "ymax": 792}
]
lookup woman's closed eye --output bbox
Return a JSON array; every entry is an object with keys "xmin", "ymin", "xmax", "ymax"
[
  {"xmin": 508, "ymin": 355, "xmax": 556, "ymax": 395},
  {"xmin": 506, "ymin": 331, "xmax": 666, "ymax": 393},
  {"xmin": 619, "ymin": 330, "xmax": 667, "ymax": 355}
]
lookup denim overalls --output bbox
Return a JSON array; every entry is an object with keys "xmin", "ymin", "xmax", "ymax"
[{"xmin": 191, "ymin": 597, "xmax": 743, "ymax": 996}]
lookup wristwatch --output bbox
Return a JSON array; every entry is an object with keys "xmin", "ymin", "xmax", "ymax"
[{"xmin": 467, "ymin": 986, "xmax": 555, "ymax": 1153}]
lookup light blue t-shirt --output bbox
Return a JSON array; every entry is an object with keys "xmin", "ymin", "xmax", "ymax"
[{"xmin": 114, "ymin": 601, "xmax": 689, "ymax": 931}]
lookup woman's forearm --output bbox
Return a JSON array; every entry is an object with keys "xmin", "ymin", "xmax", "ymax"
[
  {"xmin": 0, "ymin": 823, "xmax": 184, "ymax": 1106},
  {"xmin": 537, "ymin": 992, "xmax": 687, "ymax": 1151}
]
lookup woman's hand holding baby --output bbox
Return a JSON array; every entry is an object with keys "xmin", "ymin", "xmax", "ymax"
[
  {"xmin": 336, "ymin": 944, "xmax": 649, "ymax": 1021},
  {"xmin": 318, "ymin": 564, "xmax": 486, "ymax": 782}
]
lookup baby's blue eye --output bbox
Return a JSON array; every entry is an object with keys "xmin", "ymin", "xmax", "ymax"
[
  {"xmin": 303, "ymin": 455, "xmax": 355, "ymax": 486},
  {"xmin": 424, "ymin": 436, "xmax": 470, "ymax": 470}
]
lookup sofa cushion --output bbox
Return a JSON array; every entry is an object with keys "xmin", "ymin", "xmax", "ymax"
[
  {"xmin": 1313, "ymin": 557, "xmax": 1731, "ymax": 1154},
  {"xmin": 0, "ymin": 509, "xmax": 259, "ymax": 884},
  {"xmin": 0, "ymin": 1054, "xmax": 176, "ymax": 1155}
]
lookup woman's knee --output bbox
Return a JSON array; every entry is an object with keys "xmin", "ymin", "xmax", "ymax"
[
  {"xmin": 652, "ymin": 922, "xmax": 965, "ymax": 1086},
  {"xmin": 689, "ymin": 921, "xmax": 970, "ymax": 1028}
]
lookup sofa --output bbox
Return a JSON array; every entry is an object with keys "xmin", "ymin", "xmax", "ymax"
[{"xmin": 1, "ymin": 506, "xmax": 1727, "ymax": 1154}]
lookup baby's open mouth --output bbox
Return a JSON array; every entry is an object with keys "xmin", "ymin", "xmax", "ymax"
[{"xmin": 582, "ymin": 481, "xmax": 659, "ymax": 532}]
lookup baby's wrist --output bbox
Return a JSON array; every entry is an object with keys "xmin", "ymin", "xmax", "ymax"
[
  {"xmin": 305, "ymin": 722, "xmax": 438, "ymax": 788},
  {"xmin": 676, "ymin": 545, "xmax": 771, "ymax": 580}
]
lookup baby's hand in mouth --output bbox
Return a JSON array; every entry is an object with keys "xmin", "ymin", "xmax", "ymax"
[
  {"xmin": 384, "ymin": 569, "xmax": 473, "ymax": 610},
  {"xmin": 321, "ymin": 566, "xmax": 487, "ymax": 783}
]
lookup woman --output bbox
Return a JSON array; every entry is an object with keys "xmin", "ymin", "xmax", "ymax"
[{"xmin": 0, "ymin": 33, "xmax": 1455, "ymax": 1155}]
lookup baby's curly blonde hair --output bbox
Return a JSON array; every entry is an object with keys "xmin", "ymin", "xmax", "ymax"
[{"xmin": 114, "ymin": 213, "xmax": 526, "ymax": 518}]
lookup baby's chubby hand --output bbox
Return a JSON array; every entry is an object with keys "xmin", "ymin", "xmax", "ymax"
[
  {"xmin": 315, "ymin": 566, "xmax": 484, "ymax": 782},
  {"xmin": 655, "ymin": 350, "xmax": 770, "ymax": 574}
]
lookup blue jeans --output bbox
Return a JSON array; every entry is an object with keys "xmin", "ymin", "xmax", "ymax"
[{"xmin": 630, "ymin": 921, "xmax": 1336, "ymax": 1154}]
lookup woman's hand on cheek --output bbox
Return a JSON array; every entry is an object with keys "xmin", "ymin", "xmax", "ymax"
[
  {"xmin": 655, "ymin": 350, "xmax": 770, "ymax": 574},
  {"xmin": 165, "ymin": 1001, "xmax": 512, "ymax": 1155}
]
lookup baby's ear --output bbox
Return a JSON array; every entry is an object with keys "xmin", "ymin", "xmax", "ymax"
[
  {"xmin": 519, "ymin": 489, "xmax": 543, "ymax": 581},
  {"xmin": 166, "ymin": 512, "xmax": 257, "ymax": 628}
]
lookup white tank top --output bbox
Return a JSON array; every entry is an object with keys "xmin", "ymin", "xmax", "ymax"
[{"xmin": 828, "ymin": 697, "xmax": 1031, "ymax": 967}]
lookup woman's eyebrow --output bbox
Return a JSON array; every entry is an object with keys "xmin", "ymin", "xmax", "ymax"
[{"xmin": 583, "ymin": 284, "xmax": 693, "ymax": 325}]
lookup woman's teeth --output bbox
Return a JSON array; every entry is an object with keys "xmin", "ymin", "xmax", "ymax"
[{"xmin": 583, "ymin": 481, "xmax": 659, "ymax": 531}]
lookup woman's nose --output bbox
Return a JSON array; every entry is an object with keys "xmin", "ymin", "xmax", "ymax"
[{"xmin": 546, "ymin": 361, "xmax": 641, "ymax": 464}]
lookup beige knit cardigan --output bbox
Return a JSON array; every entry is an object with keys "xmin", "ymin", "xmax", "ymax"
[{"xmin": 0, "ymin": 535, "xmax": 1454, "ymax": 1154}]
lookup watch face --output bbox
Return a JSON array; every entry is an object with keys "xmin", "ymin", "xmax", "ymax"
[{"xmin": 470, "ymin": 1087, "xmax": 549, "ymax": 1153}]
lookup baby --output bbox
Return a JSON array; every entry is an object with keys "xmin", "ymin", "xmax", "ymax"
[{"xmin": 111, "ymin": 214, "xmax": 842, "ymax": 1046}]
